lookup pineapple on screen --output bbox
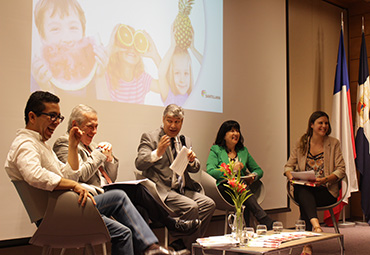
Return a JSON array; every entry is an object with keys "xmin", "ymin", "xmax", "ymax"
[{"xmin": 174, "ymin": 0, "xmax": 194, "ymax": 50}]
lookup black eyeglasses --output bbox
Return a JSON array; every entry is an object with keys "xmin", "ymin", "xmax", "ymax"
[{"xmin": 38, "ymin": 112, "xmax": 65, "ymax": 123}]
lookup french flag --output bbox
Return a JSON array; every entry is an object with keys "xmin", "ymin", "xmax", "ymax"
[
  {"xmin": 326, "ymin": 28, "xmax": 358, "ymax": 225},
  {"xmin": 355, "ymin": 31, "xmax": 370, "ymax": 224}
]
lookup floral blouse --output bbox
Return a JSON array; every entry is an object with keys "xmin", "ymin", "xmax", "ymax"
[{"xmin": 305, "ymin": 143, "xmax": 324, "ymax": 178}]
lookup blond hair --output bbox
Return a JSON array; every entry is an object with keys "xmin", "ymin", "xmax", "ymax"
[
  {"xmin": 106, "ymin": 24, "xmax": 145, "ymax": 90},
  {"xmin": 168, "ymin": 46, "xmax": 193, "ymax": 95}
]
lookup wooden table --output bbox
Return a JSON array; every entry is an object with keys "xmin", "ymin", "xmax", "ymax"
[{"xmin": 192, "ymin": 231, "xmax": 344, "ymax": 255}]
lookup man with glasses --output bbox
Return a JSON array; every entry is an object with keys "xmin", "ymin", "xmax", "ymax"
[{"xmin": 5, "ymin": 91, "xmax": 189, "ymax": 255}]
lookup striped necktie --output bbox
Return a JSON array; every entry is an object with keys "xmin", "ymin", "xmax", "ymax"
[{"xmin": 85, "ymin": 145, "xmax": 113, "ymax": 184}]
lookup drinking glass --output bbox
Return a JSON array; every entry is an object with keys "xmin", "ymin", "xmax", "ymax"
[
  {"xmin": 272, "ymin": 221, "xmax": 283, "ymax": 234},
  {"xmin": 240, "ymin": 227, "xmax": 254, "ymax": 247},
  {"xmin": 295, "ymin": 220, "xmax": 306, "ymax": 232},
  {"xmin": 240, "ymin": 229, "xmax": 248, "ymax": 247},
  {"xmin": 256, "ymin": 224, "xmax": 267, "ymax": 236},
  {"xmin": 245, "ymin": 227, "xmax": 255, "ymax": 239}
]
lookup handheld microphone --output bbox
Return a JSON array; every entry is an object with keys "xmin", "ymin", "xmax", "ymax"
[{"xmin": 180, "ymin": 135, "xmax": 186, "ymax": 147}]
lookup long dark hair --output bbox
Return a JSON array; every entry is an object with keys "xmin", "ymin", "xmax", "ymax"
[
  {"xmin": 299, "ymin": 111, "xmax": 331, "ymax": 154},
  {"xmin": 214, "ymin": 120, "xmax": 244, "ymax": 151}
]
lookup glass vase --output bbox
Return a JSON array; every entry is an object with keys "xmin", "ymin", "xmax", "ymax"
[{"xmin": 227, "ymin": 205, "xmax": 246, "ymax": 242}]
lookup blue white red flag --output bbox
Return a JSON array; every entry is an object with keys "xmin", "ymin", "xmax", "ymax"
[
  {"xmin": 326, "ymin": 28, "xmax": 359, "ymax": 225},
  {"xmin": 355, "ymin": 31, "xmax": 370, "ymax": 224}
]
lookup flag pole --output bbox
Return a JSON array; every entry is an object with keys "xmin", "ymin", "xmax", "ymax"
[{"xmin": 338, "ymin": 13, "xmax": 356, "ymax": 228}]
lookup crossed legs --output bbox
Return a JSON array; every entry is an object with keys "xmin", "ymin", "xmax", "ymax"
[
  {"xmin": 165, "ymin": 189, "xmax": 216, "ymax": 249},
  {"xmin": 94, "ymin": 189, "xmax": 159, "ymax": 255}
]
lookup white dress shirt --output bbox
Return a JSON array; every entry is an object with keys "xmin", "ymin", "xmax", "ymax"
[{"xmin": 5, "ymin": 128, "xmax": 80, "ymax": 191}]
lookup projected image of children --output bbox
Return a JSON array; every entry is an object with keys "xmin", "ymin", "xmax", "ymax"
[
  {"xmin": 31, "ymin": 0, "xmax": 108, "ymax": 97},
  {"xmin": 30, "ymin": 0, "xmax": 222, "ymax": 112},
  {"xmin": 159, "ymin": 29, "xmax": 202, "ymax": 106},
  {"xmin": 102, "ymin": 24, "xmax": 161, "ymax": 104},
  {"xmin": 158, "ymin": 1, "xmax": 203, "ymax": 106}
]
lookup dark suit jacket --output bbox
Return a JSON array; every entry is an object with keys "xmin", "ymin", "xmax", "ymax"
[{"xmin": 135, "ymin": 127, "xmax": 202, "ymax": 201}]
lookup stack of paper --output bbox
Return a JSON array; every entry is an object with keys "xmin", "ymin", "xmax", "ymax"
[
  {"xmin": 196, "ymin": 235, "xmax": 239, "ymax": 248},
  {"xmin": 248, "ymin": 232, "xmax": 320, "ymax": 248}
]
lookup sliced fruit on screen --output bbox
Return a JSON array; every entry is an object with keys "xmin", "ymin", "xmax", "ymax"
[
  {"xmin": 117, "ymin": 24, "xmax": 134, "ymax": 47},
  {"xmin": 133, "ymin": 30, "xmax": 149, "ymax": 54},
  {"xmin": 42, "ymin": 37, "xmax": 97, "ymax": 90}
]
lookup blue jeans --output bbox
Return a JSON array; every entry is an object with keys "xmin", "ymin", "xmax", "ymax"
[{"xmin": 94, "ymin": 189, "xmax": 158, "ymax": 255}]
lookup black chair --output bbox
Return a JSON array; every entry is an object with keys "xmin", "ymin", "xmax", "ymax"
[{"xmin": 286, "ymin": 174, "xmax": 347, "ymax": 251}]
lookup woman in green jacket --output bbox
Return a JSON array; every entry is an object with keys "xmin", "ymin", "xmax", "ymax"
[{"xmin": 206, "ymin": 120, "xmax": 273, "ymax": 229}]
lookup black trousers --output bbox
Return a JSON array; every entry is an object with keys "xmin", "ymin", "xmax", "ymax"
[{"xmin": 293, "ymin": 184, "xmax": 337, "ymax": 231}]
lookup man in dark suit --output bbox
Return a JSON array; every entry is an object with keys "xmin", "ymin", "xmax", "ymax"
[
  {"xmin": 135, "ymin": 104, "xmax": 216, "ymax": 250},
  {"xmin": 53, "ymin": 104, "xmax": 200, "ymax": 236}
]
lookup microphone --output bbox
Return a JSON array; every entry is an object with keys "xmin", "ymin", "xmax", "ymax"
[{"xmin": 180, "ymin": 135, "xmax": 186, "ymax": 147}]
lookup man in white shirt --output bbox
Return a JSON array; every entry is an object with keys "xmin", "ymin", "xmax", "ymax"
[{"xmin": 5, "ymin": 91, "xmax": 188, "ymax": 255}]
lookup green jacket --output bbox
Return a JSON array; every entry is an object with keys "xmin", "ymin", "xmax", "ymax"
[{"xmin": 206, "ymin": 145, "xmax": 263, "ymax": 185}]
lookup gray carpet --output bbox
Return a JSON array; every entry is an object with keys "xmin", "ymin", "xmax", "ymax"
[{"xmin": 287, "ymin": 224, "xmax": 370, "ymax": 255}]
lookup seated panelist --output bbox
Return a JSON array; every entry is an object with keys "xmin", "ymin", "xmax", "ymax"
[
  {"xmin": 135, "ymin": 104, "xmax": 216, "ymax": 250},
  {"xmin": 5, "ymin": 91, "xmax": 189, "ymax": 255},
  {"xmin": 284, "ymin": 111, "xmax": 346, "ymax": 233},
  {"xmin": 53, "ymin": 104, "xmax": 200, "ymax": 236},
  {"xmin": 206, "ymin": 120, "xmax": 274, "ymax": 229}
]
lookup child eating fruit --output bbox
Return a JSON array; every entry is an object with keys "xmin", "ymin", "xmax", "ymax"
[{"xmin": 31, "ymin": 0, "xmax": 108, "ymax": 97}]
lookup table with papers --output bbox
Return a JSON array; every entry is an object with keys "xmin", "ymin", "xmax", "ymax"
[{"xmin": 192, "ymin": 230, "xmax": 343, "ymax": 255}]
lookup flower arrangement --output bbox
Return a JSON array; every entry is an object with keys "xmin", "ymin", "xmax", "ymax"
[
  {"xmin": 219, "ymin": 160, "xmax": 252, "ymax": 240},
  {"xmin": 219, "ymin": 161, "xmax": 252, "ymax": 208}
]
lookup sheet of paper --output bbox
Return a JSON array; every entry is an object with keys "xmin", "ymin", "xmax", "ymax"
[
  {"xmin": 291, "ymin": 170, "xmax": 316, "ymax": 181},
  {"xmin": 102, "ymin": 178, "xmax": 149, "ymax": 187},
  {"xmin": 241, "ymin": 174, "xmax": 256, "ymax": 180},
  {"xmin": 170, "ymin": 146, "xmax": 190, "ymax": 176}
]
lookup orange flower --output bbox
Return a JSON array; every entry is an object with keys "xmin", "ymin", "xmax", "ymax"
[
  {"xmin": 220, "ymin": 162, "xmax": 232, "ymax": 175},
  {"xmin": 237, "ymin": 182, "xmax": 247, "ymax": 193},
  {"xmin": 228, "ymin": 177, "xmax": 237, "ymax": 188},
  {"xmin": 219, "ymin": 160, "xmax": 252, "ymax": 209}
]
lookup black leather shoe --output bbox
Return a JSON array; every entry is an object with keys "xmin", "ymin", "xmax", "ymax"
[
  {"xmin": 144, "ymin": 246, "xmax": 190, "ymax": 255},
  {"xmin": 174, "ymin": 219, "xmax": 201, "ymax": 233}
]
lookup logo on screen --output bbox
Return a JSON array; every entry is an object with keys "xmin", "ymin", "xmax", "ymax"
[{"xmin": 201, "ymin": 90, "xmax": 220, "ymax": 100}]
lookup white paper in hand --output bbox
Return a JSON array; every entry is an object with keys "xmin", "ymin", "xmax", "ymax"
[
  {"xmin": 170, "ymin": 146, "xmax": 190, "ymax": 176},
  {"xmin": 291, "ymin": 170, "xmax": 316, "ymax": 181}
]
